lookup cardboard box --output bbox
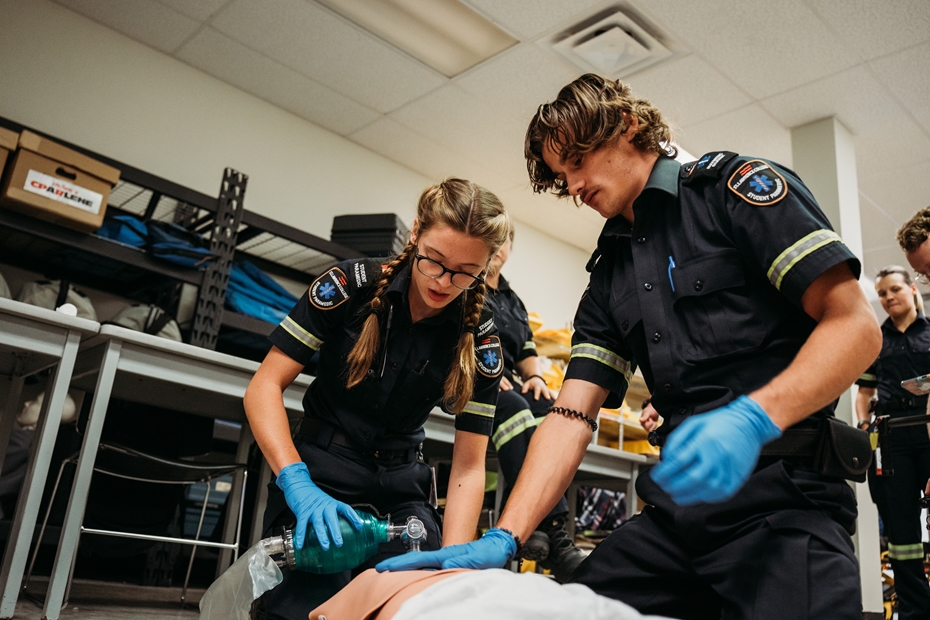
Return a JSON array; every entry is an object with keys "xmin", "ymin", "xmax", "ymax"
[
  {"xmin": 0, "ymin": 127, "xmax": 17, "ymax": 178},
  {"xmin": 0, "ymin": 130, "xmax": 120, "ymax": 233}
]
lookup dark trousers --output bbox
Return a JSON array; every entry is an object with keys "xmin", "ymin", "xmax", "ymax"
[
  {"xmin": 491, "ymin": 388, "xmax": 568, "ymax": 519},
  {"xmin": 869, "ymin": 419, "xmax": 930, "ymax": 620},
  {"xmin": 570, "ymin": 460, "xmax": 862, "ymax": 620},
  {"xmin": 257, "ymin": 439, "xmax": 442, "ymax": 620}
]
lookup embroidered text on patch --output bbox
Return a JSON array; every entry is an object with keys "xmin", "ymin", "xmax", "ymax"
[
  {"xmin": 475, "ymin": 336, "xmax": 503, "ymax": 377},
  {"xmin": 727, "ymin": 160, "xmax": 788, "ymax": 206},
  {"xmin": 309, "ymin": 268, "xmax": 350, "ymax": 309}
]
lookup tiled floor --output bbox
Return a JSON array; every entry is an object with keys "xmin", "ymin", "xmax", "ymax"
[{"xmin": 13, "ymin": 577, "xmax": 204, "ymax": 619}]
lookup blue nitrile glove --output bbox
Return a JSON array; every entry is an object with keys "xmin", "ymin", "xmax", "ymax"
[
  {"xmin": 650, "ymin": 395, "xmax": 782, "ymax": 506},
  {"xmin": 275, "ymin": 462, "xmax": 363, "ymax": 550},
  {"xmin": 375, "ymin": 528, "xmax": 516, "ymax": 572}
]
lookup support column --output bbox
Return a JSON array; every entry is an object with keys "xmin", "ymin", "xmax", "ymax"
[{"xmin": 791, "ymin": 117, "xmax": 883, "ymax": 616}]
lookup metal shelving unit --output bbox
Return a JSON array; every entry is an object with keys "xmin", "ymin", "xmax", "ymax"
[{"xmin": 0, "ymin": 116, "xmax": 362, "ymax": 351}]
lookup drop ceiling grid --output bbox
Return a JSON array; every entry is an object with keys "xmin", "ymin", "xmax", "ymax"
[
  {"xmin": 868, "ymin": 42, "xmax": 930, "ymax": 136},
  {"xmin": 209, "ymin": 0, "xmax": 447, "ymax": 114},
  {"xmin": 640, "ymin": 0, "xmax": 858, "ymax": 101},
  {"xmin": 454, "ymin": 44, "xmax": 583, "ymax": 124},
  {"xmin": 624, "ymin": 55, "xmax": 753, "ymax": 130},
  {"xmin": 858, "ymin": 160, "xmax": 930, "ymax": 224},
  {"xmin": 675, "ymin": 104, "xmax": 794, "ymax": 166},
  {"xmin": 155, "ymin": 0, "xmax": 232, "ymax": 22},
  {"xmin": 388, "ymin": 84, "xmax": 531, "ymax": 185},
  {"xmin": 54, "ymin": 0, "xmax": 201, "ymax": 53},
  {"xmin": 801, "ymin": 0, "xmax": 930, "ymax": 62},
  {"xmin": 461, "ymin": 0, "xmax": 610, "ymax": 41},
  {"xmin": 349, "ymin": 117, "xmax": 514, "ymax": 190},
  {"xmin": 176, "ymin": 27, "xmax": 380, "ymax": 135}
]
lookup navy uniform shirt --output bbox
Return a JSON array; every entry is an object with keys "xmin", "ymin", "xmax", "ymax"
[
  {"xmin": 856, "ymin": 313, "xmax": 930, "ymax": 414},
  {"xmin": 484, "ymin": 274, "xmax": 537, "ymax": 381},
  {"xmin": 269, "ymin": 258, "xmax": 502, "ymax": 450},
  {"xmin": 565, "ymin": 152, "xmax": 860, "ymax": 440}
]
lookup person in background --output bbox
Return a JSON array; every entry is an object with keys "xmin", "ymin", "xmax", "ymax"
[
  {"xmin": 483, "ymin": 229, "xmax": 586, "ymax": 581},
  {"xmin": 855, "ymin": 266, "xmax": 930, "ymax": 620},
  {"xmin": 378, "ymin": 74, "xmax": 881, "ymax": 620},
  {"xmin": 244, "ymin": 178, "xmax": 511, "ymax": 619}
]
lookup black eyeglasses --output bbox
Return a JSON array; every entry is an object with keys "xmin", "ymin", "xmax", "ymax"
[{"xmin": 414, "ymin": 254, "xmax": 484, "ymax": 290}]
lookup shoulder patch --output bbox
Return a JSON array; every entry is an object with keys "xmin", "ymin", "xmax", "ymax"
[
  {"xmin": 475, "ymin": 335, "xmax": 503, "ymax": 378},
  {"xmin": 727, "ymin": 160, "xmax": 788, "ymax": 206},
  {"xmin": 476, "ymin": 316, "xmax": 495, "ymax": 338},
  {"xmin": 309, "ymin": 267, "xmax": 350, "ymax": 310},
  {"xmin": 681, "ymin": 151, "xmax": 738, "ymax": 185}
]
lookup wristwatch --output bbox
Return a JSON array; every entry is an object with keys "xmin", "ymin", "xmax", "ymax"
[{"xmin": 857, "ymin": 420, "xmax": 871, "ymax": 431}]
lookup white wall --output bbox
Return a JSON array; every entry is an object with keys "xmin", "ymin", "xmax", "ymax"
[{"xmin": 0, "ymin": 0, "xmax": 589, "ymax": 327}]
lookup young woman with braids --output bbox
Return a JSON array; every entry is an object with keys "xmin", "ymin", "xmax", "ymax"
[{"xmin": 244, "ymin": 178, "xmax": 511, "ymax": 619}]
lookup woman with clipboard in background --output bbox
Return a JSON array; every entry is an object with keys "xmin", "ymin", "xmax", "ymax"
[{"xmin": 855, "ymin": 265, "xmax": 930, "ymax": 620}]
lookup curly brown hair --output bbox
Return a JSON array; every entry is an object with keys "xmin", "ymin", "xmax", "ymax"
[
  {"xmin": 897, "ymin": 206, "xmax": 930, "ymax": 253},
  {"xmin": 525, "ymin": 73, "xmax": 676, "ymax": 197}
]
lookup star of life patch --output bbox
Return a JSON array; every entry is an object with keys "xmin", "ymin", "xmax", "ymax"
[
  {"xmin": 475, "ymin": 335, "xmax": 503, "ymax": 378},
  {"xmin": 309, "ymin": 267, "xmax": 350, "ymax": 310},
  {"xmin": 727, "ymin": 160, "xmax": 788, "ymax": 206}
]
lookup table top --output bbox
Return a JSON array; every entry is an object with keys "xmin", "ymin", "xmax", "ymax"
[
  {"xmin": 0, "ymin": 297, "xmax": 101, "ymax": 335},
  {"xmin": 69, "ymin": 324, "xmax": 312, "ymax": 421}
]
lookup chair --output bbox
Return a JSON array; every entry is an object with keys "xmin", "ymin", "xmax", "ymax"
[{"xmin": 25, "ymin": 442, "xmax": 247, "ymax": 606}]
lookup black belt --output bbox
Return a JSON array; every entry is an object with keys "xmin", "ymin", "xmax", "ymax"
[
  {"xmin": 296, "ymin": 418, "xmax": 419, "ymax": 463},
  {"xmin": 877, "ymin": 396, "xmax": 927, "ymax": 413},
  {"xmin": 759, "ymin": 428, "xmax": 820, "ymax": 457}
]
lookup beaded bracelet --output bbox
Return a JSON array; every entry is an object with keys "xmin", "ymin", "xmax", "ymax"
[
  {"xmin": 496, "ymin": 527, "xmax": 522, "ymax": 559},
  {"xmin": 547, "ymin": 405, "xmax": 598, "ymax": 432}
]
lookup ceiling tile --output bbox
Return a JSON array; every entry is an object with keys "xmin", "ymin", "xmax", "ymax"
[
  {"xmin": 462, "ymin": 0, "xmax": 609, "ymax": 40},
  {"xmin": 456, "ymin": 44, "xmax": 581, "ymax": 122},
  {"xmin": 869, "ymin": 42, "xmax": 930, "ymax": 135},
  {"xmin": 804, "ymin": 0, "xmax": 930, "ymax": 61},
  {"xmin": 859, "ymin": 159, "xmax": 930, "ymax": 228},
  {"xmin": 349, "ymin": 117, "xmax": 512, "ymax": 191},
  {"xmin": 176, "ymin": 28, "xmax": 380, "ymax": 135},
  {"xmin": 156, "ymin": 0, "xmax": 231, "ymax": 21},
  {"xmin": 760, "ymin": 66, "xmax": 899, "ymax": 135},
  {"xmin": 389, "ymin": 84, "xmax": 530, "ymax": 184},
  {"xmin": 640, "ymin": 0, "xmax": 857, "ymax": 100},
  {"xmin": 626, "ymin": 54, "xmax": 752, "ymax": 129},
  {"xmin": 853, "ymin": 114, "xmax": 930, "ymax": 180},
  {"xmin": 211, "ymin": 0, "xmax": 447, "ymax": 113},
  {"xmin": 677, "ymin": 104, "xmax": 793, "ymax": 166},
  {"xmin": 53, "ymin": 0, "xmax": 200, "ymax": 53}
]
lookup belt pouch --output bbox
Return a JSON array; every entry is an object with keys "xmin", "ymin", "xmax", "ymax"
[{"xmin": 814, "ymin": 417, "xmax": 872, "ymax": 482}]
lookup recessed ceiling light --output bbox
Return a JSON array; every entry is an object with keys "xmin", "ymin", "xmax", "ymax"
[{"xmin": 317, "ymin": 0, "xmax": 517, "ymax": 77}]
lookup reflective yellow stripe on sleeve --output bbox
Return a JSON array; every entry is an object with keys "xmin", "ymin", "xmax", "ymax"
[
  {"xmin": 570, "ymin": 344, "xmax": 633, "ymax": 385},
  {"xmin": 462, "ymin": 401, "xmax": 495, "ymax": 418},
  {"xmin": 887, "ymin": 542, "xmax": 925, "ymax": 561},
  {"xmin": 280, "ymin": 316, "xmax": 323, "ymax": 351},
  {"xmin": 523, "ymin": 340, "xmax": 537, "ymax": 351},
  {"xmin": 859, "ymin": 373, "xmax": 877, "ymax": 382},
  {"xmin": 767, "ymin": 230, "xmax": 843, "ymax": 290},
  {"xmin": 491, "ymin": 408, "xmax": 540, "ymax": 450}
]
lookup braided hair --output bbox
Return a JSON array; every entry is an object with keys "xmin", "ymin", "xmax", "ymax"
[{"xmin": 345, "ymin": 178, "xmax": 512, "ymax": 414}]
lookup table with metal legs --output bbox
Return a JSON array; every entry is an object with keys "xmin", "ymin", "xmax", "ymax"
[
  {"xmin": 0, "ymin": 298, "xmax": 99, "ymax": 620},
  {"xmin": 37, "ymin": 325, "xmax": 310, "ymax": 620}
]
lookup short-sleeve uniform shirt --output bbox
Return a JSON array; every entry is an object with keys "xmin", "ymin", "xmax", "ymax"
[
  {"xmin": 565, "ymin": 152, "xmax": 860, "ymax": 440},
  {"xmin": 856, "ymin": 313, "xmax": 930, "ymax": 414},
  {"xmin": 269, "ymin": 259, "xmax": 502, "ymax": 450},
  {"xmin": 484, "ymin": 275, "xmax": 537, "ymax": 381}
]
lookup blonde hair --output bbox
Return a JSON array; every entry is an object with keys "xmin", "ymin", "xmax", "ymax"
[
  {"xmin": 876, "ymin": 265, "xmax": 924, "ymax": 313},
  {"xmin": 345, "ymin": 178, "xmax": 512, "ymax": 413},
  {"xmin": 525, "ymin": 73, "xmax": 676, "ymax": 198}
]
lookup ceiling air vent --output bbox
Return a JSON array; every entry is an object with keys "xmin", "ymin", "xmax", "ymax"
[{"xmin": 549, "ymin": 8, "xmax": 673, "ymax": 78}]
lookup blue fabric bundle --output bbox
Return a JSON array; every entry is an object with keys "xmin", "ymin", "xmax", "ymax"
[
  {"xmin": 96, "ymin": 214, "xmax": 148, "ymax": 248},
  {"xmin": 226, "ymin": 260, "xmax": 298, "ymax": 324}
]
